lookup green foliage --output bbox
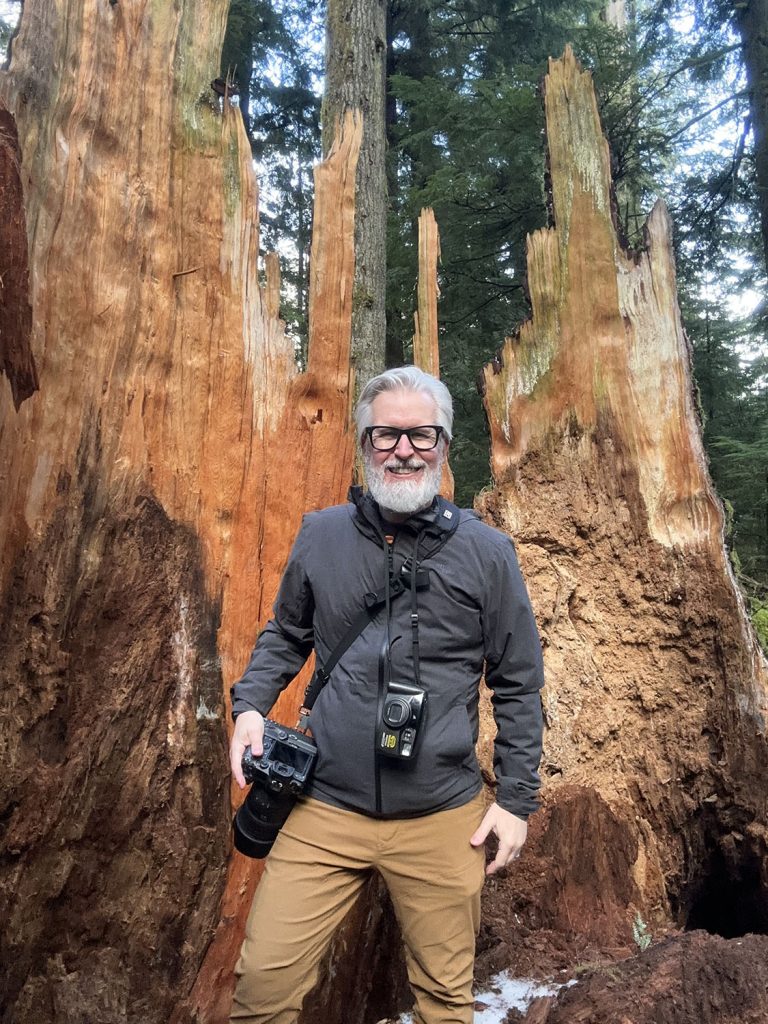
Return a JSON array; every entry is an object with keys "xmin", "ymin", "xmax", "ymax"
[
  {"xmin": 751, "ymin": 598, "xmax": 768, "ymax": 651},
  {"xmin": 222, "ymin": 0, "xmax": 323, "ymax": 361}
]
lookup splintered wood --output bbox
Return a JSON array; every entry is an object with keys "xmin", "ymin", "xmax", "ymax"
[
  {"xmin": 412, "ymin": 207, "xmax": 454, "ymax": 500},
  {"xmin": 412, "ymin": 207, "xmax": 441, "ymax": 374},
  {"xmin": 476, "ymin": 47, "xmax": 768, "ymax": 960},
  {"xmin": 0, "ymin": 1, "xmax": 361, "ymax": 1020}
]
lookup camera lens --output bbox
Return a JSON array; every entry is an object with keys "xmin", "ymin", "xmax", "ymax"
[
  {"xmin": 383, "ymin": 697, "xmax": 410, "ymax": 728},
  {"xmin": 233, "ymin": 781, "xmax": 292, "ymax": 858},
  {"xmin": 233, "ymin": 797, "xmax": 281, "ymax": 859}
]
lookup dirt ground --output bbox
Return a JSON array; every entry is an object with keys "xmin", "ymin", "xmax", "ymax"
[{"xmin": 509, "ymin": 930, "xmax": 768, "ymax": 1024}]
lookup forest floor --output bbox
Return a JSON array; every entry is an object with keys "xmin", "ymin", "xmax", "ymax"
[{"xmin": 380, "ymin": 928, "xmax": 768, "ymax": 1023}]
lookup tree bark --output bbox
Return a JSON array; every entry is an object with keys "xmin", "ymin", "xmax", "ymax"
[
  {"xmin": 323, "ymin": 0, "xmax": 387, "ymax": 391},
  {"xmin": 736, "ymin": 0, "xmax": 768, "ymax": 276},
  {"xmin": 0, "ymin": 2, "xmax": 361, "ymax": 1021},
  {"xmin": 477, "ymin": 47, "xmax": 768, "ymax": 968}
]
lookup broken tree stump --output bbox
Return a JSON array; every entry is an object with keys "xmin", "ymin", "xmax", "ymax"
[
  {"xmin": 0, "ymin": 3, "xmax": 362, "ymax": 1022},
  {"xmin": 476, "ymin": 47, "xmax": 768, "ymax": 964}
]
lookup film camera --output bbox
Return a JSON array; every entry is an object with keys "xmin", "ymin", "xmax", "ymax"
[
  {"xmin": 233, "ymin": 720, "xmax": 317, "ymax": 858},
  {"xmin": 376, "ymin": 680, "xmax": 426, "ymax": 759}
]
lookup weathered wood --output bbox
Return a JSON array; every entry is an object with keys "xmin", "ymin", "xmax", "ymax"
[
  {"xmin": 477, "ymin": 47, "xmax": 768, "ymax": 958},
  {"xmin": 177, "ymin": 110, "xmax": 363, "ymax": 1024},
  {"xmin": 412, "ymin": 206, "xmax": 454, "ymax": 500},
  {"xmin": 412, "ymin": 208, "xmax": 441, "ymax": 374},
  {"xmin": 0, "ymin": 2, "xmax": 362, "ymax": 1021}
]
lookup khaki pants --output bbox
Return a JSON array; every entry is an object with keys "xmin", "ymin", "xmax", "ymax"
[{"xmin": 230, "ymin": 792, "xmax": 486, "ymax": 1024}]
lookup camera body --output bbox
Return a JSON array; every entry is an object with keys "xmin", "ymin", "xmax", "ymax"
[
  {"xmin": 233, "ymin": 719, "xmax": 317, "ymax": 859},
  {"xmin": 377, "ymin": 680, "xmax": 426, "ymax": 759}
]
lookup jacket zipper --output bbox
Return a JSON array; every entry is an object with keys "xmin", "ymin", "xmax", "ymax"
[{"xmin": 374, "ymin": 532, "xmax": 396, "ymax": 815}]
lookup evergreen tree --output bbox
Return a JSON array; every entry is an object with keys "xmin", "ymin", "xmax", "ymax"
[{"xmin": 222, "ymin": 0, "xmax": 323, "ymax": 361}]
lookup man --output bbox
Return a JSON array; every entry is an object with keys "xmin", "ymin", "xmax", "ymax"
[{"xmin": 229, "ymin": 366, "xmax": 544, "ymax": 1024}]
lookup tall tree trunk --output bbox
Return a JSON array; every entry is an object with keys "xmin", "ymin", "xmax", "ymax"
[
  {"xmin": 736, "ymin": 0, "xmax": 768, "ymax": 276},
  {"xmin": 476, "ymin": 47, "xmax": 768, "ymax": 977},
  {"xmin": 384, "ymin": 0, "xmax": 403, "ymax": 368},
  {"xmin": 323, "ymin": 0, "xmax": 387, "ymax": 389},
  {"xmin": 0, "ymin": 2, "xmax": 362, "ymax": 1021}
]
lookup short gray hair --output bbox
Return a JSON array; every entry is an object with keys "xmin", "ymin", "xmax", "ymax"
[{"xmin": 355, "ymin": 366, "xmax": 453, "ymax": 441}]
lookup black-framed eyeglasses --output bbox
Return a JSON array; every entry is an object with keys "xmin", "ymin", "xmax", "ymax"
[{"xmin": 364, "ymin": 425, "xmax": 444, "ymax": 452}]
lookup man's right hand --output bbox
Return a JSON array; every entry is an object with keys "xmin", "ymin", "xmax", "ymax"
[{"xmin": 230, "ymin": 710, "xmax": 265, "ymax": 789}]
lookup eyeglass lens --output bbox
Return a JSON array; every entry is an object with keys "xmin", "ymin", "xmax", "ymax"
[{"xmin": 369, "ymin": 426, "xmax": 441, "ymax": 451}]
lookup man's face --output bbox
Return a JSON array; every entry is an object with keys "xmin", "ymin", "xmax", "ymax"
[{"xmin": 362, "ymin": 389, "xmax": 447, "ymax": 516}]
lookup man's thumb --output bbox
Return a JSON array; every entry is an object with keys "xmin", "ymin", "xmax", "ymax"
[{"xmin": 470, "ymin": 817, "xmax": 491, "ymax": 847}]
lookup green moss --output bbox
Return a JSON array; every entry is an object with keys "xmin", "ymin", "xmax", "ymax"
[
  {"xmin": 172, "ymin": 0, "xmax": 227, "ymax": 150},
  {"xmin": 352, "ymin": 285, "xmax": 375, "ymax": 312},
  {"xmin": 752, "ymin": 604, "xmax": 768, "ymax": 653}
]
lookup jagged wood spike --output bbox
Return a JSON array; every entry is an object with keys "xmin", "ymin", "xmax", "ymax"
[
  {"xmin": 411, "ymin": 206, "xmax": 454, "ymax": 500},
  {"xmin": 0, "ymin": 3, "xmax": 362, "ymax": 1021},
  {"xmin": 477, "ymin": 46, "xmax": 768, "ymax": 956}
]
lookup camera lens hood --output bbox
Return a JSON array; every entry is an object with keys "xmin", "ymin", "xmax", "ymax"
[{"xmin": 233, "ymin": 801, "xmax": 280, "ymax": 859}]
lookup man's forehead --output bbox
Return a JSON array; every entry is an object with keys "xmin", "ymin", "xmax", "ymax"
[{"xmin": 370, "ymin": 389, "xmax": 437, "ymax": 421}]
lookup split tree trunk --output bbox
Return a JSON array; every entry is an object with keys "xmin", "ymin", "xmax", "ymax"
[
  {"xmin": 323, "ymin": 0, "xmax": 388, "ymax": 391},
  {"xmin": 0, "ymin": 3, "xmax": 362, "ymax": 1022},
  {"xmin": 476, "ymin": 47, "xmax": 768, "ymax": 970}
]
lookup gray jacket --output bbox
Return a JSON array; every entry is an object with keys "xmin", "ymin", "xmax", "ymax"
[{"xmin": 231, "ymin": 489, "xmax": 544, "ymax": 819}]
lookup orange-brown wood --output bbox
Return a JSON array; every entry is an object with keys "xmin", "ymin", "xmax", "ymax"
[
  {"xmin": 412, "ymin": 207, "xmax": 441, "ymax": 375},
  {"xmin": 0, "ymin": 1, "xmax": 361, "ymax": 1019},
  {"xmin": 184, "ymin": 112, "xmax": 362, "ymax": 1024},
  {"xmin": 0, "ymin": 99, "xmax": 35, "ymax": 409},
  {"xmin": 411, "ymin": 206, "xmax": 454, "ymax": 499},
  {"xmin": 475, "ymin": 48, "xmax": 768, "ymax": 960}
]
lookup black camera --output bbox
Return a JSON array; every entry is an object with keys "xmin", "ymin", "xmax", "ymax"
[
  {"xmin": 233, "ymin": 720, "xmax": 317, "ymax": 859},
  {"xmin": 376, "ymin": 681, "xmax": 426, "ymax": 759}
]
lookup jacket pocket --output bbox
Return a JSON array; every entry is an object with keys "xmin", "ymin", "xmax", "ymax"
[
  {"xmin": 308, "ymin": 681, "xmax": 377, "ymax": 804},
  {"xmin": 433, "ymin": 701, "xmax": 475, "ymax": 767}
]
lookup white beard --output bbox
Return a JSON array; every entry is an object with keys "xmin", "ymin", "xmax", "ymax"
[{"xmin": 364, "ymin": 451, "xmax": 445, "ymax": 515}]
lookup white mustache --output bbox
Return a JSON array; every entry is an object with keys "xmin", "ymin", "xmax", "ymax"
[{"xmin": 383, "ymin": 459, "xmax": 426, "ymax": 471}]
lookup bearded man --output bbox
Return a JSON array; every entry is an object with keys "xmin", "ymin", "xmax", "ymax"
[{"xmin": 229, "ymin": 366, "xmax": 544, "ymax": 1024}]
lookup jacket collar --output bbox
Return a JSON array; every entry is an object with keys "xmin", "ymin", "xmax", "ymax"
[{"xmin": 347, "ymin": 485, "xmax": 455, "ymax": 540}]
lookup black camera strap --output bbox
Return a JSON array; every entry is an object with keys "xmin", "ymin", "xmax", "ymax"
[{"xmin": 298, "ymin": 499, "xmax": 461, "ymax": 730}]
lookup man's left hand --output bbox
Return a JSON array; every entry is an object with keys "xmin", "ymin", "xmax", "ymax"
[{"xmin": 470, "ymin": 802, "xmax": 528, "ymax": 875}]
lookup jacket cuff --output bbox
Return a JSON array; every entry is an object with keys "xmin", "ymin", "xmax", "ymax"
[
  {"xmin": 231, "ymin": 701, "xmax": 268, "ymax": 722},
  {"xmin": 495, "ymin": 778, "xmax": 541, "ymax": 819}
]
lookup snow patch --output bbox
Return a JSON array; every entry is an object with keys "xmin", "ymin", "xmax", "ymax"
[{"xmin": 388, "ymin": 970, "xmax": 570, "ymax": 1024}]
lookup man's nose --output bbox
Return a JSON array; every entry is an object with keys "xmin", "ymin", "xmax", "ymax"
[{"xmin": 393, "ymin": 432, "xmax": 416, "ymax": 458}]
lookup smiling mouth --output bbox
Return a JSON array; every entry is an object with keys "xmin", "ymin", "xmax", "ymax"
[{"xmin": 386, "ymin": 464, "xmax": 424, "ymax": 476}]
